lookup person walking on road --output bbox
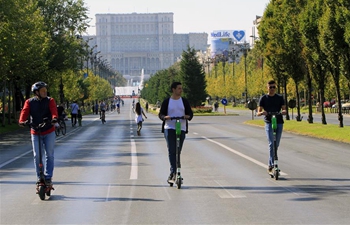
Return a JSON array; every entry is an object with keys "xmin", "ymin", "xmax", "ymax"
[
  {"xmin": 257, "ymin": 80, "xmax": 287, "ymax": 173},
  {"xmin": 77, "ymin": 109, "xmax": 83, "ymax": 126},
  {"xmin": 135, "ymin": 102, "xmax": 147, "ymax": 136},
  {"xmin": 70, "ymin": 101, "xmax": 79, "ymax": 127},
  {"xmin": 158, "ymin": 82, "xmax": 193, "ymax": 183},
  {"xmin": 145, "ymin": 101, "xmax": 149, "ymax": 113},
  {"xmin": 18, "ymin": 81, "xmax": 58, "ymax": 187}
]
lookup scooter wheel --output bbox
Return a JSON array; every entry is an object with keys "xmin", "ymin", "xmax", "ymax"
[
  {"xmin": 46, "ymin": 188, "xmax": 51, "ymax": 196},
  {"xmin": 176, "ymin": 178, "xmax": 181, "ymax": 189},
  {"xmin": 274, "ymin": 170, "xmax": 279, "ymax": 180},
  {"xmin": 38, "ymin": 186, "xmax": 46, "ymax": 200},
  {"xmin": 169, "ymin": 183, "xmax": 173, "ymax": 187}
]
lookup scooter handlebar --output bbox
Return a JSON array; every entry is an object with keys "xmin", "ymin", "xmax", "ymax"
[
  {"xmin": 267, "ymin": 112, "xmax": 282, "ymax": 116},
  {"xmin": 170, "ymin": 116, "xmax": 185, "ymax": 120},
  {"xmin": 22, "ymin": 117, "xmax": 51, "ymax": 129}
]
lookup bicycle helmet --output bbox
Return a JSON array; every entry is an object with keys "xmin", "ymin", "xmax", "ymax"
[{"xmin": 31, "ymin": 81, "xmax": 47, "ymax": 94}]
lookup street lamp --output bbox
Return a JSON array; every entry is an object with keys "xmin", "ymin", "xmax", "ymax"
[
  {"xmin": 91, "ymin": 51, "xmax": 101, "ymax": 76},
  {"xmin": 203, "ymin": 57, "xmax": 212, "ymax": 77},
  {"xmin": 86, "ymin": 45, "xmax": 97, "ymax": 77},
  {"xmin": 243, "ymin": 42, "xmax": 249, "ymax": 104}
]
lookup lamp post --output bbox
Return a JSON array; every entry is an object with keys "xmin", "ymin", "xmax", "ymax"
[
  {"xmin": 243, "ymin": 42, "xmax": 249, "ymax": 104},
  {"xmin": 86, "ymin": 45, "xmax": 97, "ymax": 77},
  {"xmin": 203, "ymin": 57, "xmax": 212, "ymax": 77},
  {"xmin": 92, "ymin": 51, "xmax": 101, "ymax": 76}
]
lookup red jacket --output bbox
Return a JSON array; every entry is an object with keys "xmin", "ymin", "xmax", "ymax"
[{"xmin": 19, "ymin": 97, "xmax": 58, "ymax": 135}]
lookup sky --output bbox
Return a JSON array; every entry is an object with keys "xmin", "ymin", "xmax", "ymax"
[{"xmin": 83, "ymin": 0, "xmax": 271, "ymax": 42}]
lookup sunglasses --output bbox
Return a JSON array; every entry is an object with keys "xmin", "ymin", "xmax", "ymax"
[{"xmin": 269, "ymin": 86, "xmax": 276, "ymax": 89}]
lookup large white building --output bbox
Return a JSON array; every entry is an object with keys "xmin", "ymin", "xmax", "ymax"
[{"xmin": 92, "ymin": 12, "xmax": 208, "ymax": 78}]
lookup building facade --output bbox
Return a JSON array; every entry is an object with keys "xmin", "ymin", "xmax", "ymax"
[{"xmin": 93, "ymin": 12, "xmax": 208, "ymax": 77}]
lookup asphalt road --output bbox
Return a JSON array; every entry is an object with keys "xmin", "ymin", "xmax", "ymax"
[{"xmin": 1, "ymin": 99, "xmax": 350, "ymax": 224}]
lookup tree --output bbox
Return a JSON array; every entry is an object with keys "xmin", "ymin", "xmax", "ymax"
[
  {"xmin": 319, "ymin": 0, "xmax": 346, "ymax": 127},
  {"xmin": 179, "ymin": 47, "xmax": 207, "ymax": 107},
  {"xmin": 0, "ymin": 0, "xmax": 49, "ymax": 125},
  {"xmin": 259, "ymin": 0, "xmax": 293, "ymax": 119},
  {"xmin": 300, "ymin": 0, "xmax": 329, "ymax": 124}
]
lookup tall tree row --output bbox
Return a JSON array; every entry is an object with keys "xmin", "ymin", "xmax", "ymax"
[
  {"xmin": 0, "ymin": 0, "xmax": 121, "ymax": 127},
  {"xmin": 257, "ymin": 0, "xmax": 350, "ymax": 127}
]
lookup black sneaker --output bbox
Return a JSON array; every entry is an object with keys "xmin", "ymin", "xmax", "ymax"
[
  {"xmin": 36, "ymin": 179, "xmax": 42, "ymax": 185},
  {"xmin": 45, "ymin": 179, "xmax": 52, "ymax": 186},
  {"xmin": 167, "ymin": 173, "xmax": 175, "ymax": 183},
  {"xmin": 267, "ymin": 166, "xmax": 273, "ymax": 173}
]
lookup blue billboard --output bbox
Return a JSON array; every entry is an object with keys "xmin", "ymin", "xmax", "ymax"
[{"xmin": 210, "ymin": 30, "xmax": 246, "ymax": 57}]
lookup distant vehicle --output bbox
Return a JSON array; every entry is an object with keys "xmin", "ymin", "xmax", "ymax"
[
  {"xmin": 332, "ymin": 101, "xmax": 350, "ymax": 109},
  {"xmin": 342, "ymin": 102, "xmax": 350, "ymax": 109}
]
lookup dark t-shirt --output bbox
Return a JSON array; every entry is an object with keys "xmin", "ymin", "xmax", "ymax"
[{"xmin": 258, "ymin": 94, "xmax": 285, "ymax": 124}]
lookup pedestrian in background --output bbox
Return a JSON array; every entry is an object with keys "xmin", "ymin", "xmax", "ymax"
[
  {"xmin": 135, "ymin": 102, "xmax": 147, "ymax": 136},
  {"xmin": 95, "ymin": 102, "xmax": 99, "ymax": 115},
  {"xmin": 145, "ymin": 101, "xmax": 149, "ymax": 113},
  {"xmin": 70, "ymin": 101, "xmax": 79, "ymax": 127},
  {"xmin": 77, "ymin": 109, "xmax": 83, "ymax": 126}
]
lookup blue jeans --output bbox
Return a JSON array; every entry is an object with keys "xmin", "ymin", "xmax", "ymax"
[
  {"xmin": 164, "ymin": 129, "xmax": 186, "ymax": 174},
  {"xmin": 264, "ymin": 123, "xmax": 283, "ymax": 167},
  {"xmin": 31, "ymin": 131, "xmax": 56, "ymax": 180}
]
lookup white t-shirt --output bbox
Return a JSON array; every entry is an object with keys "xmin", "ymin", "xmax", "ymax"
[
  {"xmin": 164, "ymin": 97, "xmax": 186, "ymax": 131},
  {"xmin": 135, "ymin": 107, "xmax": 144, "ymax": 123}
]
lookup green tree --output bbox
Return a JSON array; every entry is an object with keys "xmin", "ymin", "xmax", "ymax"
[
  {"xmin": 319, "ymin": 0, "xmax": 346, "ymax": 127},
  {"xmin": 179, "ymin": 47, "xmax": 207, "ymax": 107},
  {"xmin": 259, "ymin": 0, "xmax": 292, "ymax": 118},
  {"xmin": 300, "ymin": 0, "xmax": 329, "ymax": 124},
  {"xmin": 0, "ymin": 0, "xmax": 49, "ymax": 125}
]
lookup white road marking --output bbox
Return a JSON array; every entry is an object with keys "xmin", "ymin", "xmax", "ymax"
[
  {"xmin": 201, "ymin": 136, "xmax": 287, "ymax": 176},
  {"xmin": 130, "ymin": 139, "xmax": 138, "ymax": 180},
  {"xmin": 129, "ymin": 111, "xmax": 138, "ymax": 180},
  {"xmin": 106, "ymin": 184, "xmax": 111, "ymax": 201},
  {"xmin": 207, "ymin": 180, "xmax": 246, "ymax": 198},
  {"xmin": 0, "ymin": 151, "xmax": 32, "ymax": 168}
]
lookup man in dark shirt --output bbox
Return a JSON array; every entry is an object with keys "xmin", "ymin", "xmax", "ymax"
[{"xmin": 257, "ymin": 80, "xmax": 287, "ymax": 173}]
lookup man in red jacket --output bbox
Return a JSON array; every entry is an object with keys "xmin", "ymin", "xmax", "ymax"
[{"xmin": 19, "ymin": 81, "xmax": 58, "ymax": 187}]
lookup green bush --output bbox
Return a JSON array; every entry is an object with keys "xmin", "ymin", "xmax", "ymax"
[{"xmin": 192, "ymin": 106, "xmax": 213, "ymax": 113}]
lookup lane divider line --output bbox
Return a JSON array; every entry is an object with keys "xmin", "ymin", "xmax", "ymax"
[
  {"xmin": 129, "ymin": 109, "xmax": 138, "ymax": 180},
  {"xmin": 201, "ymin": 136, "xmax": 287, "ymax": 176}
]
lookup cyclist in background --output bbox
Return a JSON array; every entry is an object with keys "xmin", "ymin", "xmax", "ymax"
[
  {"xmin": 57, "ymin": 103, "xmax": 65, "ymax": 122},
  {"xmin": 257, "ymin": 80, "xmax": 287, "ymax": 173},
  {"xmin": 99, "ymin": 100, "xmax": 106, "ymax": 123}
]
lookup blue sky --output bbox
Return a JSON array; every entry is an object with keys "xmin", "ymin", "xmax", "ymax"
[{"xmin": 83, "ymin": 0, "xmax": 270, "ymax": 40}]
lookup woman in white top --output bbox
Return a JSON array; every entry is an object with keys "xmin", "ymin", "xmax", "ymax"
[{"xmin": 135, "ymin": 102, "xmax": 147, "ymax": 136}]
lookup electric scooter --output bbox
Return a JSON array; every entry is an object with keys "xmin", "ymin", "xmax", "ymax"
[
  {"xmin": 26, "ymin": 118, "xmax": 55, "ymax": 200},
  {"xmin": 168, "ymin": 116, "xmax": 185, "ymax": 189},
  {"xmin": 268, "ymin": 112, "xmax": 282, "ymax": 180}
]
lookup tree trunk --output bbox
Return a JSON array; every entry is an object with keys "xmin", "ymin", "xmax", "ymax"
[
  {"xmin": 320, "ymin": 88, "xmax": 327, "ymax": 125},
  {"xmin": 295, "ymin": 84, "xmax": 302, "ymax": 121},
  {"xmin": 7, "ymin": 81, "xmax": 11, "ymax": 125},
  {"xmin": 333, "ymin": 68, "xmax": 343, "ymax": 127},
  {"xmin": 1, "ymin": 80, "xmax": 6, "ymax": 127},
  {"xmin": 283, "ymin": 79, "xmax": 290, "ymax": 120},
  {"xmin": 307, "ymin": 72, "xmax": 313, "ymax": 123}
]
